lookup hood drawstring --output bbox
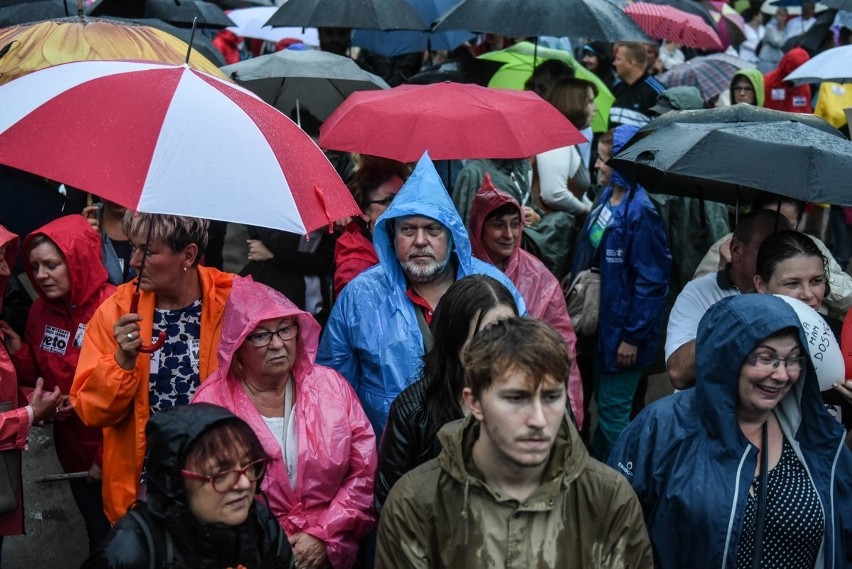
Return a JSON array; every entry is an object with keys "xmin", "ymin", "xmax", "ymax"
[{"xmin": 461, "ymin": 477, "xmax": 471, "ymax": 552}]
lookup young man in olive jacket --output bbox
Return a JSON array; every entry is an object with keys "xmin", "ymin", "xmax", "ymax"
[{"xmin": 376, "ymin": 317, "xmax": 653, "ymax": 569}]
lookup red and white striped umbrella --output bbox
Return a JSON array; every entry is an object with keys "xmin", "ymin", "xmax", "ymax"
[
  {"xmin": 0, "ymin": 60, "xmax": 357, "ymax": 234},
  {"xmin": 624, "ymin": 2, "xmax": 723, "ymax": 51}
]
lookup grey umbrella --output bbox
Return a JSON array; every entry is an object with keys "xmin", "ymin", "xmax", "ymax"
[
  {"xmin": 0, "ymin": 0, "xmax": 81, "ymax": 26},
  {"xmin": 432, "ymin": 0, "xmax": 650, "ymax": 43},
  {"xmin": 90, "ymin": 0, "xmax": 234, "ymax": 29},
  {"xmin": 265, "ymin": 0, "xmax": 428, "ymax": 31},
  {"xmin": 222, "ymin": 49, "xmax": 390, "ymax": 122},
  {"xmin": 610, "ymin": 109, "xmax": 852, "ymax": 206}
]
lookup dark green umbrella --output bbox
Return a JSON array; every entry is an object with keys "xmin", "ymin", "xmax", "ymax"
[{"xmin": 610, "ymin": 108, "xmax": 852, "ymax": 206}]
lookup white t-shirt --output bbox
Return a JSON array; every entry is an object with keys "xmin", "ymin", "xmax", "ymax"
[
  {"xmin": 261, "ymin": 381, "xmax": 298, "ymax": 489},
  {"xmin": 535, "ymin": 145, "xmax": 592, "ymax": 215},
  {"xmin": 664, "ymin": 271, "xmax": 739, "ymax": 362}
]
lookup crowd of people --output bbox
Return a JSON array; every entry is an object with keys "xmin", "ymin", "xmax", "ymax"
[{"xmin": 1, "ymin": 0, "xmax": 852, "ymax": 567}]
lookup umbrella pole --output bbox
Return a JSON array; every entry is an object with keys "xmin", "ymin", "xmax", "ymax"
[
  {"xmin": 185, "ymin": 18, "xmax": 199, "ymax": 64},
  {"xmin": 296, "ymin": 99, "xmax": 302, "ymax": 129},
  {"xmin": 533, "ymin": 37, "xmax": 538, "ymax": 71},
  {"xmin": 130, "ymin": 217, "xmax": 166, "ymax": 353}
]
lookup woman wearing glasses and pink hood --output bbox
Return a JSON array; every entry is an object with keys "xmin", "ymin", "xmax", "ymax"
[
  {"xmin": 607, "ymin": 294, "xmax": 852, "ymax": 569},
  {"xmin": 192, "ymin": 278, "xmax": 376, "ymax": 569}
]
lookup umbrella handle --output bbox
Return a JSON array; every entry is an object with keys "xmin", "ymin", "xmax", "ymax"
[{"xmin": 129, "ymin": 291, "xmax": 166, "ymax": 354}]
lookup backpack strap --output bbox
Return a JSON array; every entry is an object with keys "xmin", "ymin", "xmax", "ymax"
[
  {"xmin": 128, "ymin": 508, "xmax": 177, "ymax": 569},
  {"xmin": 127, "ymin": 509, "xmax": 157, "ymax": 569}
]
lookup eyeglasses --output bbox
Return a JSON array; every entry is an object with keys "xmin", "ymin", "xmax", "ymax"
[
  {"xmin": 181, "ymin": 458, "xmax": 267, "ymax": 493},
  {"xmin": 246, "ymin": 324, "xmax": 298, "ymax": 347},
  {"xmin": 365, "ymin": 195, "xmax": 395, "ymax": 208},
  {"xmin": 745, "ymin": 354, "xmax": 806, "ymax": 373}
]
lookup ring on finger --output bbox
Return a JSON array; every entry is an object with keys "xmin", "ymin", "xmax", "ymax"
[{"xmin": 127, "ymin": 333, "xmax": 133, "ymax": 341}]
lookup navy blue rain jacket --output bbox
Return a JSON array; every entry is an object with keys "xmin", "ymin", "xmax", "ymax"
[
  {"xmin": 608, "ymin": 294, "xmax": 852, "ymax": 568},
  {"xmin": 572, "ymin": 125, "xmax": 671, "ymax": 373}
]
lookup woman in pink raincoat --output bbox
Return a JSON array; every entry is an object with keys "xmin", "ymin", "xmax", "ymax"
[
  {"xmin": 192, "ymin": 278, "xmax": 376, "ymax": 569},
  {"xmin": 468, "ymin": 173, "xmax": 585, "ymax": 428}
]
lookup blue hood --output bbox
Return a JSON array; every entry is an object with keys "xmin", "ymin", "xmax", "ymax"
[
  {"xmin": 373, "ymin": 152, "xmax": 475, "ymax": 288},
  {"xmin": 695, "ymin": 294, "xmax": 839, "ymax": 452},
  {"xmin": 610, "ymin": 124, "xmax": 639, "ymax": 191}
]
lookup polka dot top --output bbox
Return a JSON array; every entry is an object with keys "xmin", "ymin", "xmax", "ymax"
[{"xmin": 736, "ymin": 438, "xmax": 824, "ymax": 569}]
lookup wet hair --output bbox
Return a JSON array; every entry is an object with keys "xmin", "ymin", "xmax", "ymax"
[
  {"xmin": 122, "ymin": 212, "xmax": 209, "ymax": 265},
  {"xmin": 348, "ymin": 159, "xmax": 409, "ymax": 211},
  {"xmin": 616, "ymin": 42, "xmax": 647, "ymax": 67},
  {"xmin": 27, "ymin": 234, "xmax": 63, "ymax": 260},
  {"xmin": 183, "ymin": 418, "xmax": 270, "ymax": 477},
  {"xmin": 422, "ymin": 275, "xmax": 518, "ymax": 437},
  {"xmin": 483, "ymin": 202, "xmax": 519, "ymax": 223},
  {"xmin": 546, "ymin": 77, "xmax": 599, "ymax": 129},
  {"xmin": 756, "ymin": 230, "xmax": 830, "ymax": 296},
  {"xmin": 465, "ymin": 317, "xmax": 571, "ymax": 399},
  {"xmin": 526, "ymin": 59, "xmax": 575, "ymax": 89},
  {"xmin": 599, "ymin": 128, "xmax": 615, "ymax": 151},
  {"xmin": 732, "ymin": 209, "xmax": 792, "ymax": 245}
]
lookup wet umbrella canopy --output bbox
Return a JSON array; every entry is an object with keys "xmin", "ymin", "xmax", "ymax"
[
  {"xmin": 265, "ymin": 0, "xmax": 427, "ymax": 30},
  {"xmin": 433, "ymin": 0, "xmax": 650, "ymax": 42},
  {"xmin": 610, "ymin": 112, "xmax": 852, "ymax": 206},
  {"xmin": 0, "ymin": 16, "xmax": 226, "ymax": 85}
]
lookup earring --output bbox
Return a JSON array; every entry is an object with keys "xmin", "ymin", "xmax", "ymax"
[{"xmin": 183, "ymin": 266, "xmax": 188, "ymax": 271}]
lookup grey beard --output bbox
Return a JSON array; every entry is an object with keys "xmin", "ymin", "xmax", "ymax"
[{"xmin": 402, "ymin": 253, "xmax": 451, "ymax": 283}]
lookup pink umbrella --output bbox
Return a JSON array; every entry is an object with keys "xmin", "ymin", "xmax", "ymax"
[
  {"xmin": 624, "ymin": 2, "xmax": 724, "ymax": 51},
  {"xmin": 318, "ymin": 82, "xmax": 586, "ymax": 162},
  {"xmin": 0, "ymin": 59, "xmax": 357, "ymax": 235}
]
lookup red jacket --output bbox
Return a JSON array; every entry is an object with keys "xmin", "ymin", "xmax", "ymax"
[
  {"xmin": 333, "ymin": 221, "xmax": 379, "ymax": 297},
  {"xmin": 764, "ymin": 47, "xmax": 812, "ymax": 114},
  {"xmin": 0, "ymin": 225, "xmax": 26, "ymax": 536},
  {"xmin": 12, "ymin": 215, "xmax": 115, "ymax": 473},
  {"xmin": 469, "ymin": 175, "xmax": 585, "ymax": 428},
  {"xmin": 842, "ymin": 308, "xmax": 852, "ymax": 380}
]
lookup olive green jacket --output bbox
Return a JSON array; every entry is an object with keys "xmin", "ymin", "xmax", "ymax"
[{"xmin": 376, "ymin": 416, "xmax": 654, "ymax": 569}]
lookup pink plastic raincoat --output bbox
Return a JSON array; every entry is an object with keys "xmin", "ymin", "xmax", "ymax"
[
  {"xmin": 469, "ymin": 174, "xmax": 585, "ymax": 428},
  {"xmin": 193, "ymin": 278, "xmax": 376, "ymax": 569}
]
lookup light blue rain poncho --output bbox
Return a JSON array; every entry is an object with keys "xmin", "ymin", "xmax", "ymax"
[{"xmin": 317, "ymin": 153, "xmax": 525, "ymax": 439}]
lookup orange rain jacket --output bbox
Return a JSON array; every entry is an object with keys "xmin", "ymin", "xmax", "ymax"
[{"xmin": 70, "ymin": 266, "xmax": 233, "ymax": 522}]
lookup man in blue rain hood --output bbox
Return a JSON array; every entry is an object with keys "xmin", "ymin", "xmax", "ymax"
[{"xmin": 318, "ymin": 153, "xmax": 525, "ymax": 439}]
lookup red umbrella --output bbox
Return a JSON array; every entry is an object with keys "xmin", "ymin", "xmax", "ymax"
[
  {"xmin": 0, "ymin": 60, "xmax": 357, "ymax": 234},
  {"xmin": 624, "ymin": 2, "xmax": 724, "ymax": 51},
  {"xmin": 318, "ymin": 82, "xmax": 586, "ymax": 162}
]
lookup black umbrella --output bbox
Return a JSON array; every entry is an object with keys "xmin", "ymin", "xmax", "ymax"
[
  {"xmin": 0, "ymin": 0, "xmax": 81, "ymax": 26},
  {"xmin": 432, "ymin": 0, "xmax": 651, "ymax": 42},
  {"xmin": 108, "ymin": 17, "xmax": 227, "ymax": 66},
  {"xmin": 90, "ymin": 0, "xmax": 234, "ymax": 29},
  {"xmin": 610, "ymin": 109, "xmax": 852, "ymax": 206},
  {"xmin": 265, "ymin": 0, "xmax": 428, "ymax": 31},
  {"xmin": 781, "ymin": 9, "xmax": 836, "ymax": 54}
]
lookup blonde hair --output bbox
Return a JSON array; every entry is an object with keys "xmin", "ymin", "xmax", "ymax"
[{"xmin": 122, "ymin": 212, "xmax": 209, "ymax": 265}]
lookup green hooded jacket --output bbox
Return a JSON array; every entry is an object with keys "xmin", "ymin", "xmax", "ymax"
[
  {"xmin": 376, "ymin": 415, "xmax": 654, "ymax": 569},
  {"xmin": 729, "ymin": 68, "xmax": 765, "ymax": 107}
]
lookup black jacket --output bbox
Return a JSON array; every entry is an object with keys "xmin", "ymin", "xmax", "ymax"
[
  {"xmin": 375, "ymin": 379, "xmax": 462, "ymax": 514},
  {"xmin": 81, "ymin": 403, "xmax": 294, "ymax": 569}
]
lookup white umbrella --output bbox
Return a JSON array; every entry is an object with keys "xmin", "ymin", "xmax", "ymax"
[
  {"xmin": 784, "ymin": 44, "xmax": 852, "ymax": 85},
  {"xmin": 0, "ymin": 60, "xmax": 358, "ymax": 234},
  {"xmin": 226, "ymin": 6, "xmax": 319, "ymax": 44}
]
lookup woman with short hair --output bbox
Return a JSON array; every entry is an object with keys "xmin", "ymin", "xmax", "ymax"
[{"xmin": 72, "ymin": 212, "xmax": 234, "ymax": 524}]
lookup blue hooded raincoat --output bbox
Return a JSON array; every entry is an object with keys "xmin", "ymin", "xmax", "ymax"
[
  {"xmin": 608, "ymin": 294, "xmax": 852, "ymax": 568},
  {"xmin": 571, "ymin": 125, "xmax": 671, "ymax": 374},
  {"xmin": 318, "ymin": 153, "xmax": 525, "ymax": 438}
]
